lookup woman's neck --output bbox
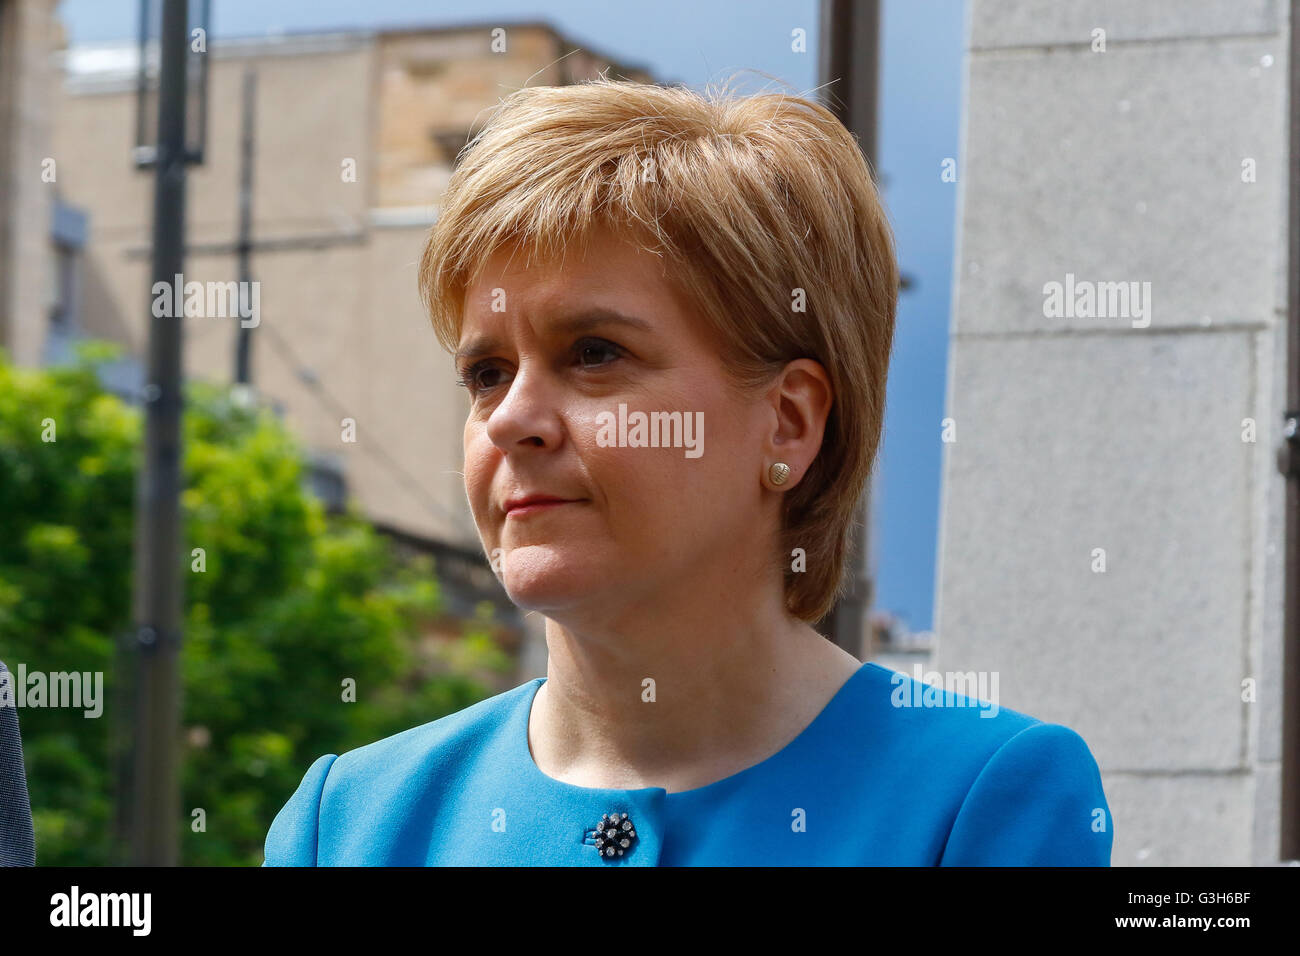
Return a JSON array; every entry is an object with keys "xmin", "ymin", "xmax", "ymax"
[{"xmin": 528, "ymin": 594, "xmax": 862, "ymax": 793}]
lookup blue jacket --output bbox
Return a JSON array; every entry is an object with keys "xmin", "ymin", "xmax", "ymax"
[{"xmin": 264, "ymin": 661, "xmax": 1113, "ymax": 865}]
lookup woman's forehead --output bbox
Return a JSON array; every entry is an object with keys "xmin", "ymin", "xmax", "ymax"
[
  {"xmin": 464, "ymin": 237, "xmax": 678, "ymax": 312},
  {"xmin": 471, "ymin": 226, "xmax": 664, "ymax": 280}
]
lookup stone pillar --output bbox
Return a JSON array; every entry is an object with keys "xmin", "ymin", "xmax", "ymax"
[{"xmin": 935, "ymin": 0, "xmax": 1291, "ymax": 865}]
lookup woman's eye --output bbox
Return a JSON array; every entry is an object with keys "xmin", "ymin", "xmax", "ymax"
[
  {"xmin": 457, "ymin": 362, "xmax": 506, "ymax": 393},
  {"xmin": 458, "ymin": 339, "xmax": 624, "ymax": 395},
  {"xmin": 574, "ymin": 337, "xmax": 623, "ymax": 368}
]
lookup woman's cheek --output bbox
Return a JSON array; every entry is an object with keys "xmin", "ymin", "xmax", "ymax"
[{"xmin": 463, "ymin": 449, "xmax": 496, "ymax": 533}]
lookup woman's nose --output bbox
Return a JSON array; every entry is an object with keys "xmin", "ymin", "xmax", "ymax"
[{"xmin": 484, "ymin": 366, "xmax": 563, "ymax": 452}]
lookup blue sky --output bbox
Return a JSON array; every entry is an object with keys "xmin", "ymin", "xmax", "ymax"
[{"xmin": 57, "ymin": 0, "xmax": 967, "ymax": 634}]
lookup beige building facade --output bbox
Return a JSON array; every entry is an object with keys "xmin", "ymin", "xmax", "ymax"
[
  {"xmin": 52, "ymin": 22, "xmax": 652, "ymax": 561},
  {"xmin": 0, "ymin": 0, "xmax": 63, "ymax": 367}
]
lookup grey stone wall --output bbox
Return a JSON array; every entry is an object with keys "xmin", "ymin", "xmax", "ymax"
[{"xmin": 934, "ymin": 0, "xmax": 1291, "ymax": 865}]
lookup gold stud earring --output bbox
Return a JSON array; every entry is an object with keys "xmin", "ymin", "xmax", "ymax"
[{"xmin": 768, "ymin": 462, "xmax": 791, "ymax": 486}]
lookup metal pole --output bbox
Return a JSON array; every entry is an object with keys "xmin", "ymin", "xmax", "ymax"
[
  {"xmin": 235, "ymin": 67, "xmax": 255, "ymax": 385},
  {"xmin": 128, "ymin": 0, "xmax": 189, "ymax": 866},
  {"xmin": 817, "ymin": 0, "xmax": 881, "ymax": 658}
]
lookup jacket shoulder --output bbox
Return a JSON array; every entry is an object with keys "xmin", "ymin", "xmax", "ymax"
[
  {"xmin": 863, "ymin": 661, "xmax": 1042, "ymax": 751},
  {"xmin": 262, "ymin": 679, "xmax": 538, "ymax": 865},
  {"xmin": 860, "ymin": 663, "xmax": 1112, "ymax": 864},
  {"xmin": 939, "ymin": 720, "xmax": 1114, "ymax": 865},
  {"xmin": 328, "ymin": 678, "xmax": 537, "ymax": 783}
]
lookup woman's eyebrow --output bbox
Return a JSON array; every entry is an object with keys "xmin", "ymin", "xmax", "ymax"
[
  {"xmin": 454, "ymin": 308, "xmax": 654, "ymax": 364},
  {"xmin": 551, "ymin": 308, "xmax": 655, "ymax": 337}
]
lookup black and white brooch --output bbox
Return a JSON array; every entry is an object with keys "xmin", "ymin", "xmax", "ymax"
[{"xmin": 593, "ymin": 812, "xmax": 637, "ymax": 859}]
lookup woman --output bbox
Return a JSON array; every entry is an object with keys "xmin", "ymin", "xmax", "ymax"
[{"xmin": 263, "ymin": 79, "xmax": 1112, "ymax": 866}]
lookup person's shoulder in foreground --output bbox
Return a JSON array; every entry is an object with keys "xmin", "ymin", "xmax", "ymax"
[{"xmin": 262, "ymin": 662, "xmax": 1113, "ymax": 866}]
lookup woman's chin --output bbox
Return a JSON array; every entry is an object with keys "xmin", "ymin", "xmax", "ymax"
[{"xmin": 499, "ymin": 545, "xmax": 601, "ymax": 611}]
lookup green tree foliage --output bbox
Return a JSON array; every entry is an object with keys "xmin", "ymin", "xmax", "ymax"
[{"xmin": 0, "ymin": 344, "xmax": 509, "ymax": 865}]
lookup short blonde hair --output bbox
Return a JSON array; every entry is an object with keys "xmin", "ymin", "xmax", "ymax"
[{"xmin": 419, "ymin": 79, "xmax": 898, "ymax": 623}]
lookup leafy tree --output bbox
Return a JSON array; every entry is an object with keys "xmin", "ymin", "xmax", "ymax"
[{"xmin": 0, "ymin": 343, "xmax": 509, "ymax": 865}]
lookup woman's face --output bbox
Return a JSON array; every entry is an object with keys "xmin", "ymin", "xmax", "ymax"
[{"xmin": 457, "ymin": 229, "xmax": 774, "ymax": 623}]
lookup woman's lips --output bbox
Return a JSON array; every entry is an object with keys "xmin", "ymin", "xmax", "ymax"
[{"xmin": 504, "ymin": 498, "xmax": 581, "ymax": 518}]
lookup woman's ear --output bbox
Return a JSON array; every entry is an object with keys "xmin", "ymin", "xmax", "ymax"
[{"xmin": 762, "ymin": 358, "xmax": 833, "ymax": 491}]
